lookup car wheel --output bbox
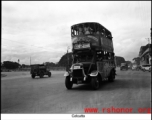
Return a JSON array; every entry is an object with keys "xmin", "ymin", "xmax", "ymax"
[{"xmin": 65, "ymin": 76, "xmax": 73, "ymax": 89}]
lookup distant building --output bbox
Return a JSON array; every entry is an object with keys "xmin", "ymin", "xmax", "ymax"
[
  {"xmin": 139, "ymin": 44, "xmax": 151, "ymax": 65},
  {"xmin": 132, "ymin": 57, "xmax": 140, "ymax": 65},
  {"xmin": 138, "ymin": 28, "xmax": 151, "ymax": 65}
]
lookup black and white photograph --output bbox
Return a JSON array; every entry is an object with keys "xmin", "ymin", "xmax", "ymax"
[{"xmin": 1, "ymin": 1, "xmax": 151, "ymax": 120}]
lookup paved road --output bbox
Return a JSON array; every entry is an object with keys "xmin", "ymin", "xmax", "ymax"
[{"xmin": 1, "ymin": 69, "xmax": 151, "ymax": 113}]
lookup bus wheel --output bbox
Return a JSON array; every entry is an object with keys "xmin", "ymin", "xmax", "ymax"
[
  {"xmin": 65, "ymin": 76, "xmax": 73, "ymax": 89},
  {"xmin": 108, "ymin": 70, "xmax": 115, "ymax": 82},
  {"xmin": 48, "ymin": 72, "xmax": 51, "ymax": 77},
  {"xmin": 40, "ymin": 72, "xmax": 44, "ymax": 78},
  {"xmin": 31, "ymin": 74, "xmax": 35, "ymax": 78},
  {"xmin": 91, "ymin": 77, "xmax": 100, "ymax": 90}
]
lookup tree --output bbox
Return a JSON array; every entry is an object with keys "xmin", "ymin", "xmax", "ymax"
[
  {"xmin": 3, "ymin": 61, "xmax": 20, "ymax": 69},
  {"xmin": 44, "ymin": 62, "xmax": 57, "ymax": 67},
  {"xmin": 58, "ymin": 52, "xmax": 73, "ymax": 68},
  {"xmin": 115, "ymin": 56, "xmax": 125, "ymax": 66}
]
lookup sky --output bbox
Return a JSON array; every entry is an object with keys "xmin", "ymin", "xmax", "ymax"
[{"xmin": 2, "ymin": 1, "xmax": 151, "ymax": 65}]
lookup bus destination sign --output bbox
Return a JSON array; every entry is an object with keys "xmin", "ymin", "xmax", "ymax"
[{"xmin": 73, "ymin": 43, "xmax": 90, "ymax": 49}]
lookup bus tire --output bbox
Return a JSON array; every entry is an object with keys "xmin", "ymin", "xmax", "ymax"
[
  {"xmin": 48, "ymin": 72, "xmax": 51, "ymax": 77},
  {"xmin": 91, "ymin": 77, "xmax": 100, "ymax": 90},
  {"xmin": 108, "ymin": 70, "xmax": 115, "ymax": 82},
  {"xmin": 39, "ymin": 72, "xmax": 44, "ymax": 78},
  {"xmin": 31, "ymin": 74, "xmax": 35, "ymax": 78},
  {"xmin": 65, "ymin": 76, "xmax": 73, "ymax": 89}
]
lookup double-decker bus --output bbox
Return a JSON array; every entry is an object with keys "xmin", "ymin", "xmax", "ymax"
[{"xmin": 64, "ymin": 22, "xmax": 116, "ymax": 90}]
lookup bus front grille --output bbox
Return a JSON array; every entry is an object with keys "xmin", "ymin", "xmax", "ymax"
[{"xmin": 72, "ymin": 69, "xmax": 84, "ymax": 78}]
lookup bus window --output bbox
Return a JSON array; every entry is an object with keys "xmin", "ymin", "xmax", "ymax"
[
  {"xmin": 107, "ymin": 52, "xmax": 111, "ymax": 59},
  {"xmin": 108, "ymin": 53, "xmax": 111, "ymax": 60},
  {"xmin": 71, "ymin": 29, "xmax": 74, "ymax": 36},
  {"xmin": 108, "ymin": 34, "xmax": 112, "ymax": 40},
  {"xmin": 104, "ymin": 51, "xmax": 109, "ymax": 60},
  {"xmin": 101, "ymin": 29, "xmax": 106, "ymax": 37},
  {"xmin": 71, "ymin": 26, "xmax": 79, "ymax": 36},
  {"xmin": 76, "ymin": 25, "xmax": 84, "ymax": 35},
  {"xmin": 78, "ymin": 27, "xmax": 83, "ymax": 35},
  {"xmin": 96, "ymin": 31, "xmax": 100, "ymax": 34},
  {"xmin": 84, "ymin": 23, "xmax": 96, "ymax": 34},
  {"xmin": 84, "ymin": 26, "xmax": 91, "ymax": 35},
  {"xmin": 75, "ymin": 30, "xmax": 78, "ymax": 35},
  {"xmin": 96, "ymin": 25, "xmax": 101, "ymax": 34},
  {"xmin": 95, "ymin": 23, "xmax": 101, "ymax": 34},
  {"xmin": 97, "ymin": 50, "xmax": 104, "ymax": 61}
]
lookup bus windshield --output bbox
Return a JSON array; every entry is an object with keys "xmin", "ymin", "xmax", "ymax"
[{"xmin": 74, "ymin": 51, "xmax": 94, "ymax": 63}]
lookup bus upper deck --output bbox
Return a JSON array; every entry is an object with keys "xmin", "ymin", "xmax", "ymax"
[
  {"xmin": 71, "ymin": 22, "xmax": 112, "ymax": 39},
  {"xmin": 71, "ymin": 22, "xmax": 114, "ymax": 53}
]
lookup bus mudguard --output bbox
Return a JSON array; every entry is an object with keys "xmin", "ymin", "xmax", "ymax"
[{"xmin": 89, "ymin": 71, "xmax": 99, "ymax": 77}]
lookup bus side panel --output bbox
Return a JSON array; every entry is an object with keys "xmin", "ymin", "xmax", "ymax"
[
  {"xmin": 97, "ymin": 62, "xmax": 105, "ymax": 79},
  {"xmin": 100, "ymin": 37, "xmax": 114, "ymax": 52},
  {"xmin": 97, "ymin": 61, "xmax": 111, "ymax": 79}
]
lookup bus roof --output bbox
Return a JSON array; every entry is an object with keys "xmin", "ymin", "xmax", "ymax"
[{"xmin": 71, "ymin": 22, "xmax": 111, "ymax": 35}]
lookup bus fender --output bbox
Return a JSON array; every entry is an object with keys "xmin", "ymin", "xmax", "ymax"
[{"xmin": 89, "ymin": 71, "xmax": 99, "ymax": 77}]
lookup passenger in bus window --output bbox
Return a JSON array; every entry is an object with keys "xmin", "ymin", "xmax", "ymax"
[
  {"xmin": 84, "ymin": 27, "xmax": 90, "ymax": 35},
  {"xmin": 96, "ymin": 30, "xmax": 100, "ymax": 34},
  {"xmin": 107, "ymin": 52, "xmax": 110, "ymax": 59},
  {"xmin": 108, "ymin": 34, "xmax": 112, "ymax": 39},
  {"xmin": 109, "ymin": 53, "xmax": 111, "ymax": 60},
  {"xmin": 103, "ymin": 51, "xmax": 106, "ymax": 60},
  {"xmin": 105, "ymin": 52, "xmax": 109, "ymax": 59},
  {"xmin": 101, "ymin": 32, "xmax": 104, "ymax": 36},
  {"xmin": 78, "ymin": 27, "xmax": 83, "ymax": 35},
  {"xmin": 107, "ymin": 35, "xmax": 109, "ymax": 39},
  {"xmin": 72, "ymin": 30, "xmax": 74, "ymax": 36},
  {"xmin": 101, "ymin": 29, "xmax": 106, "ymax": 37}
]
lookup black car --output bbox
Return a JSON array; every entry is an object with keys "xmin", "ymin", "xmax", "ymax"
[
  {"xmin": 30, "ymin": 64, "xmax": 51, "ymax": 78},
  {"xmin": 120, "ymin": 63, "xmax": 128, "ymax": 70}
]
